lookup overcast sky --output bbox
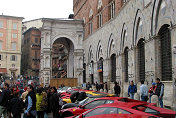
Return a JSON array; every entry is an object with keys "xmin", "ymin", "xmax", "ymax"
[{"xmin": 0, "ymin": 0, "xmax": 73, "ymax": 21}]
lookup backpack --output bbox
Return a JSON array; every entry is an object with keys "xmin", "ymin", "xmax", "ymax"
[{"xmin": 40, "ymin": 95, "xmax": 48, "ymax": 110}]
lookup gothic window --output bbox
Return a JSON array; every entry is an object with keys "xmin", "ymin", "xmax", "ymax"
[
  {"xmin": 89, "ymin": 9, "xmax": 93, "ymax": 35},
  {"xmin": 137, "ymin": 39, "xmax": 145, "ymax": 81},
  {"xmin": 124, "ymin": 47, "xmax": 128, "ymax": 82},
  {"xmin": 159, "ymin": 25, "xmax": 172, "ymax": 81},
  {"xmin": 98, "ymin": 13, "xmax": 103, "ymax": 28},
  {"xmin": 110, "ymin": 1, "xmax": 115, "ymax": 19},
  {"xmin": 89, "ymin": 22, "xmax": 93, "ymax": 34}
]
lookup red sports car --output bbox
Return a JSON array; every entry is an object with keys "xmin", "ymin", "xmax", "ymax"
[
  {"xmin": 67, "ymin": 103, "xmax": 158, "ymax": 118},
  {"xmin": 60, "ymin": 97, "xmax": 156, "ymax": 117},
  {"xmin": 114, "ymin": 102, "xmax": 176, "ymax": 118}
]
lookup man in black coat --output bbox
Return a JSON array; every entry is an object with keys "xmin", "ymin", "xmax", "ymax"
[
  {"xmin": 114, "ymin": 82, "xmax": 121, "ymax": 97},
  {"xmin": 10, "ymin": 92, "xmax": 24, "ymax": 118},
  {"xmin": 49, "ymin": 87, "xmax": 60, "ymax": 118},
  {"xmin": 0, "ymin": 83, "xmax": 10, "ymax": 118}
]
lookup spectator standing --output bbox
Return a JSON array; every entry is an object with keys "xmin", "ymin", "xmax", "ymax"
[
  {"xmin": 36, "ymin": 88, "xmax": 44, "ymax": 118},
  {"xmin": 24, "ymin": 85, "xmax": 37, "ymax": 118},
  {"xmin": 140, "ymin": 80, "xmax": 148, "ymax": 102},
  {"xmin": 86, "ymin": 82, "xmax": 92, "ymax": 90},
  {"xmin": 95, "ymin": 82, "xmax": 99, "ymax": 91},
  {"xmin": 104, "ymin": 82, "xmax": 108, "ymax": 92},
  {"xmin": 128, "ymin": 80, "xmax": 137, "ymax": 99},
  {"xmin": 0, "ymin": 83, "xmax": 11, "ymax": 118},
  {"xmin": 10, "ymin": 92, "xmax": 24, "ymax": 118},
  {"xmin": 114, "ymin": 82, "xmax": 121, "ymax": 97},
  {"xmin": 49, "ymin": 87, "xmax": 60, "ymax": 118},
  {"xmin": 149, "ymin": 82, "xmax": 156, "ymax": 103},
  {"xmin": 155, "ymin": 78, "xmax": 164, "ymax": 108}
]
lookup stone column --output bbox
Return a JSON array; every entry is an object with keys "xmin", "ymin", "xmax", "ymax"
[
  {"xmin": 171, "ymin": 24, "xmax": 176, "ymax": 110},
  {"xmin": 74, "ymin": 49, "xmax": 84, "ymax": 86}
]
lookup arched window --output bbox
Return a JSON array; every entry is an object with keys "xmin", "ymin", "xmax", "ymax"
[
  {"xmin": 124, "ymin": 47, "xmax": 128, "ymax": 82},
  {"xmin": 159, "ymin": 25, "xmax": 172, "ymax": 81},
  {"xmin": 137, "ymin": 39, "xmax": 145, "ymax": 81},
  {"xmin": 111, "ymin": 54, "xmax": 116, "ymax": 82}
]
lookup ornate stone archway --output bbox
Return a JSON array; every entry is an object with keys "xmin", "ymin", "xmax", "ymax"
[{"xmin": 40, "ymin": 18, "xmax": 84, "ymax": 86}]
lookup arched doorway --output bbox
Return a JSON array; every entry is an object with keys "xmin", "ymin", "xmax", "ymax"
[
  {"xmin": 98, "ymin": 57, "xmax": 103, "ymax": 83},
  {"xmin": 111, "ymin": 54, "xmax": 116, "ymax": 82},
  {"xmin": 124, "ymin": 47, "xmax": 128, "ymax": 82},
  {"xmin": 51, "ymin": 37, "xmax": 74, "ymax": 79},
  {"xmin": 137, "ymin": 38, "xmax": 145, "ymax": 81},
  {"xmin": 158, "ymin": 25, "xmax": 172, "ymax": 81}
]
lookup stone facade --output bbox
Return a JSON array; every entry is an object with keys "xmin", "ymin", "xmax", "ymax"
[
  {"xmin": 73, "ymin": 0, "xmax": 176, "ymax": 109},
  {"xmin": 0, "ymin": 15, "xmax": 23, "ymax": 78},
  {"xmin": 21, "ymin": 27, "xmax": 41, "ymax": 77},
  {"xmin": 40, "ymin": 18, "xmax": 84, "ymax": 86}
]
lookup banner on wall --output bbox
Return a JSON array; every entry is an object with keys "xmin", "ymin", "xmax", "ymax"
[{"xmin": 97, "ymin": 61, "xmax": 103, "ymax": 72}]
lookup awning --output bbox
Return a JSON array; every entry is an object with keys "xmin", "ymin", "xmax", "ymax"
[{"xmin": 0, "ymin": 68, "xmax": 7, "ymax": 74}]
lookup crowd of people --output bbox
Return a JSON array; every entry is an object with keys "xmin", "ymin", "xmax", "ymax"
[
  {"xmin": 0, "ymin": 83, "xmax": 63, "ymax": 118},
  {"xmin": 84, "ymin": 78, "xmax": 164, "ymax": 108}
]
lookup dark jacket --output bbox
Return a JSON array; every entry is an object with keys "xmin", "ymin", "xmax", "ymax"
[
  {"xmin": 10, "ymin": 97, "xmax": 24, "ymax": 116},
  {"xmin": 25, "ymin": 91, "xmax": 36, "ymax": 112},
  {"xmin": 114, "ymin": 85, "xmax": 121, "ymax": 95},
  {"xmin": 155, "ymin": 82, "xmax": 164, "ymax": 97},
  {"xmin": 0, "ymin": 89, "xmax": 10, "ymax": 107},
  {"xmin": 49, "ymin": 93, "xmax": 60, "ymax": 111}
]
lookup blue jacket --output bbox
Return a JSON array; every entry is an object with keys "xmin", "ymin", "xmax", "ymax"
[{"xmin": 128, "ymin": 85, "xmax": 137, "ymax": 95}]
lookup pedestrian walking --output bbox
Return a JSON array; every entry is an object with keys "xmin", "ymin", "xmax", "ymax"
[
  {"xmin": 114, "ymin": 82, "xmax": 121, "ymax": 97},
  {"xmin": 24, "ymin": 85, "xmax": 37, "ymax": 118},
  {"xmin": 95, "ymin": 82, "xmax": 99, "ymax": 91},
  {"xmin": 155, "ymin": 78, "xmax": 164, "ymax": 108},
  {"xmin": 128, "ymin": 80, "xmax": 137, "ymax": 99},
  {"xmin": 140, "ymin": 80, "xmax": 148, "ymax": 102},
  {"xmin": 149, "ymin": 82, "xmax": 156, "ymax": 103}
]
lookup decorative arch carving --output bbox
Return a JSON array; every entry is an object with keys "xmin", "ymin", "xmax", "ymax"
[
  {"xmin": 107, "ymin": 33, "xmax": 116, "ymax": 59},
  {"xmin": 96, "ymin": 40, "xmax": 103, "ymax": 61},
  {"xmin": 88, "ymin": 45, "xmax": 94, "ymax": 63},
  {"xmin": 151, "ymin": 0, "xmax": 175, "ymax": 35},
  {"xmin": 51, "ymin": 34, "xmax": 78, "ymax": 49},
  {"xmin": 133, "ymin": 9, "xmax": 146, "ymax": 46},
  {"xmin": 120, "ymin": 23, "xmax": 128, "ymax": 53}
]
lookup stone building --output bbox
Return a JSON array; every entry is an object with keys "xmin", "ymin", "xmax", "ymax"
[
  {"xmin": 73, "ymin": 0, "xmax": 176, "ymax": 109},
  {"xmin": 39, "ymin": 18, "xmax": 84, "ymax": 86},
  {"xmin": 21, "ymin": 27, "xmax": 41, "ymax": 77},
  {"xmin": 0, "ymin": 15, "xmax": 23, "ymax": 79}
]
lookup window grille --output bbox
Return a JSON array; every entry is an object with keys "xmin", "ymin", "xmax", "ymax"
[
  {"xmin": 137, "ymin": 39, "xmax": 145, "ymax": 81},
  {"xmin": 159, "ymin": 26, "xmax": 172, "ymax": 81},
  {"xmin": 124, "ymin": 48, "xmax": 128, "ymax": 82},
  {"xmin": 111, "ymin": 54, "xmax": 116, "ymax": 82}
]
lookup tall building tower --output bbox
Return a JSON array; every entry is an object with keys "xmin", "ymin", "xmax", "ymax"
[
  {"xmin": 21, "ymin": 27, "xmax": 41, "ymax": 77},
  {"xmin": 0, "ymin": 15, "xmax": 23, "ymax": 79}
]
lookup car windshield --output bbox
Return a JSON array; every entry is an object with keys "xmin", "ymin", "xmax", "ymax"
[{"xmin": 132, "ymin": 105, "xmax": 160, "ymax": 115}]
